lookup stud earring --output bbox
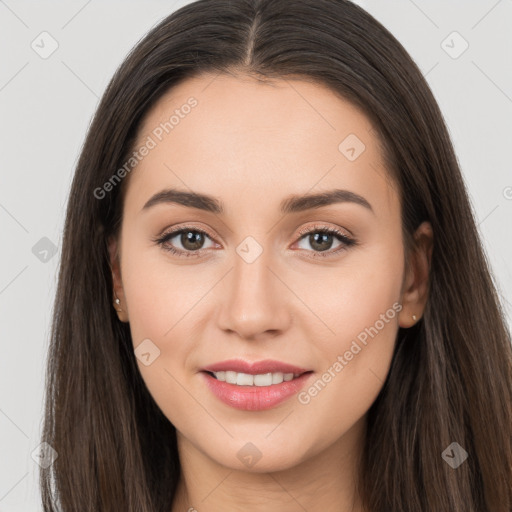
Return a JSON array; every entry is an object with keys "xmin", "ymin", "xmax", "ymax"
[
  {"xmin": 113, "ymin": 290, "xmax": 123, "ymax": 312},
  {"xmin": 412, "ymin": 314, "xmax": 417, "ymax": 321}
]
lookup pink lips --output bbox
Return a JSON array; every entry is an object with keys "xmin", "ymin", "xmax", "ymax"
[{"xmin": 200, "ymin": 359, "xmax": 314, "ymax": 411}]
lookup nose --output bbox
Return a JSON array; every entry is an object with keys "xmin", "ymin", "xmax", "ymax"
[{"xmin": 215, "ymin": 248, "xmax": 291, "ymax": 340}]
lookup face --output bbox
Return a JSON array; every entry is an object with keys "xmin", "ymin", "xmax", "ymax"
[{"xmin": 109, "ymin": 72, "xmax": 421, "ymax": 473}]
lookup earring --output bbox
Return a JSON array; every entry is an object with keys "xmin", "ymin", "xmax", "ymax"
[
  {"xmin": 412, "ymin": 314, "xmax": 417, "ymax": 321},
  {"xmin": 113, "ymin": 290, "xmax": 123, "ymax": 312}
]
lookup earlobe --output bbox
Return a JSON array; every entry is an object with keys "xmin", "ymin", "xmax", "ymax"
[{"xmin": 398, "ymin": 221, "xmax": 433, "ymax": 328}]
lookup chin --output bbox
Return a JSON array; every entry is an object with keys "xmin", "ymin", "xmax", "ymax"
[{"xmin": 199, "ymin": 434, "xmax": 313, "ymax": 473}]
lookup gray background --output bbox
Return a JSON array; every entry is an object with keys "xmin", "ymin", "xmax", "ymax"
[{"xmin": 0, "ymin": 0, "xmax": 511, "ymax": 510}]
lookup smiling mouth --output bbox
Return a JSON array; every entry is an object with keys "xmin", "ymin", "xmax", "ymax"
[{"xmin": 204, "ymin": 370, "xmax": 312, "ymax": 387}]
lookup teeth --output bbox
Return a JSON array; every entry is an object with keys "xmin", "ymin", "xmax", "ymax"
[{"xmin": 212, "ymin": 371, "xmax": 300, "ymax": 386}]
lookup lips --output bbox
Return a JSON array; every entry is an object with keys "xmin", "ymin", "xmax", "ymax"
[
  {"xmin": 201, "ymin": 359, "xmax": 311, "ymax": 375},
  {"xmin": 201, "ymin": 370, "xmax": 314, "ymax": 411},
  {"xmin": 199, "ymin": 359, "xmax": 314, "ymax": 411}
]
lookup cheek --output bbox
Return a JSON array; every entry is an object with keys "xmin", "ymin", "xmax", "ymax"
[
  {"xmin": 296, "ymin": 304, "xmax": 400, "ymax": 438},
  {"xmin": 120, "ymin": 240, "xmax": 204, "ymax": 427},
  {"xmin": 120, "ymin": 231, "xmax": 198, "ymax": 342},
  {"xmin": 297, "ymin": 240, "xmax": 404, "ymax": 407},
  {"xmin": 299, "ymin": 239, "xmax": 404, "ymax": 343},
  {"xmin": 120, "ymin": 234, "xmax": 214, "ymax": 391}
]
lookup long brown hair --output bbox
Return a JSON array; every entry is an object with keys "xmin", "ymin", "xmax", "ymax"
[{"xmin": 40, "ymin": 1, "xmax": 512, "ymax": 510}]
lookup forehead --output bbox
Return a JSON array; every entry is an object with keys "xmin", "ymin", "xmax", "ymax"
[{"xmin": 125, "ymin": 72, "xmax": 397, "ymax": 219}]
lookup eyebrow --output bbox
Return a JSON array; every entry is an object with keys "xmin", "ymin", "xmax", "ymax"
[{"xmin": 141, "ymin": 188, "xmax": 374, "ymax": 215}]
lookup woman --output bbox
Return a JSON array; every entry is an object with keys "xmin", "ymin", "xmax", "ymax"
[{"xmin": 40, "ymin": 0, "xmax": 512, "ymax": 510}]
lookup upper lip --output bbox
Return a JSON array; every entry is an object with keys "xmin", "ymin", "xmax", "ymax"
[{"xmin": 201, "ymin": 359, "xmax": 311, "ymax": 375}]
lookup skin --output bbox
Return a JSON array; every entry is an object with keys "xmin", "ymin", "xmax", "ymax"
[{"xmin": 109, "ymin": 72, "xmax": 433, "ymax": 512}]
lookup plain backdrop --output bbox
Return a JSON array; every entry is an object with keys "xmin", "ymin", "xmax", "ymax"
[{"xmin": 0, "ymin": 0, "xmax": 511, "ymax": 510}]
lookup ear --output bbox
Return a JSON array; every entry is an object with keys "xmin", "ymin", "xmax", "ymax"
[
  {"xmin": 398, "ymin": 221, "xmax": 433, "ymax": 328},
  {"xmin": 108, "ymin": 235, "xmax": 129, "ymax": 323}
]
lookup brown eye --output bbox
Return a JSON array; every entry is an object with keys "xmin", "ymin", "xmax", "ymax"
[
  {"xmin": 295, "ymin": 225, "xmax": 357, "ymax": 259},
  {"xmin": 155, "ymin": 227, "xmax": 216, "ymax": 258}
]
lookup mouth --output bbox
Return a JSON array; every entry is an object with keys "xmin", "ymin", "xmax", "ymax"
[{"xmin": 199, "ymin": 359, "xmax": 314, "ymax": 410}]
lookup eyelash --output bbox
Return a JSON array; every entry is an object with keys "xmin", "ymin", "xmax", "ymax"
[{"xmin": 153, "ymin": 224, "xmax": 357, "ymax": 259}]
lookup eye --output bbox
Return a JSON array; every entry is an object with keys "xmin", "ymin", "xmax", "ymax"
[
  {"xmin": 294, "ymin": 224, "xmax": 357, "ymax": 258},
  {"xmin": 153, "ymin": 227, "xmax": 217, "ymax": 258}
]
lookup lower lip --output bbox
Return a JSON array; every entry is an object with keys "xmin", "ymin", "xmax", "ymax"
[{"xmin": 201, "ymin": 371, "xmax": 313, "ymax": 411}]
